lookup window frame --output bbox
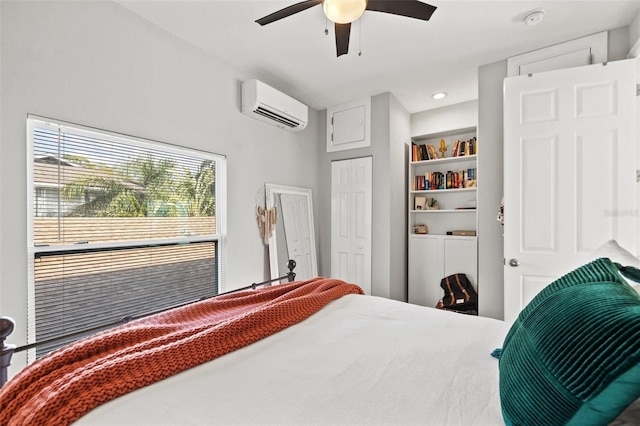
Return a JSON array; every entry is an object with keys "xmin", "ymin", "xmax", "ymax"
[{"xmin": 26, "ymin": 115, "xmax": 227, "ymax": 356}]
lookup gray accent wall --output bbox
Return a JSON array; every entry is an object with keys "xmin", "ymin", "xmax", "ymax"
[
  {"xmin": 477, "ymin": 60, "xmax": 507, "ymax": 320},
  {"xmin": 318, "ymin": 93, "xmax": 409, "ymax": 301}
]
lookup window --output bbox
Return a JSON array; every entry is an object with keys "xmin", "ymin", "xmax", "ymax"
[{"xmin": 27, "ymin": 116, "xmax": 226, "ymax": 357}]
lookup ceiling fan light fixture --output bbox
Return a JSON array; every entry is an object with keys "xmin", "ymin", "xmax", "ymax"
[{"xmin": 323, "ymin": 0, "xmax": 367, "ymax": 24}]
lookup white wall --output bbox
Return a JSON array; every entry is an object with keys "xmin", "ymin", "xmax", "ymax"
[
  {"xmin": 411, "ymin": 100, "xmax": 477, "ymax": 137},
  {"xmin": 389, "ymin": 95, "xmax": 410, "ymax": 301},
  {"xmin": 0, "ymin": 0, "xmax": 322, "ymax": 373}
]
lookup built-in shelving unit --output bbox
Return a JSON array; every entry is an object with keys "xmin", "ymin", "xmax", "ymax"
[{"xmin": 408, "ymin": 127, "xmax": 479, "ymax": 308}]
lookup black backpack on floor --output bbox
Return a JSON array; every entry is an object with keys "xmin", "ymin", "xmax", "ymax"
[{"xmin": 439, "ymin": 273, "xmax": 478, "ymax": 312}]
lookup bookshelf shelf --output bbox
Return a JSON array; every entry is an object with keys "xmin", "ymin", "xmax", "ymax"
[
  {"xmin": 410, "ymin": 209, "xmax": 476, "ymax": 213},
  {"xmin": 410, "ymin": 154, "xmax": 477, "ymax": 167},
  {"xmin": 411, "ymin": 187, "xmax": 476, "ymax": 195},
  {"xmin": 410, "ymin": 234, "xmax": 476, "ymax": 239}
]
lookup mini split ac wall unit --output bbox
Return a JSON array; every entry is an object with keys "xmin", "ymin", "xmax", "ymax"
[{"xmin": 241, "ymin": 79, "xmax": 308, "ymax": 132}]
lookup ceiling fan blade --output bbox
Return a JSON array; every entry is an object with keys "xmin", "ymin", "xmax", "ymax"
[
  {"xmin": 366, "ymin": 0, "xmax": 437, "ymax": 21},
  {"xmin": 335, "ymin": 23, "xmax": 351, "ymax": 57},
  {"xmin": 256, "ymin": 0, "xmax": 322, "ymax": 26}
]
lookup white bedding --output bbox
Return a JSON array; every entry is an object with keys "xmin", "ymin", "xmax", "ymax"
[{"xmin": 77, "ymin": 294, "xmax": 511, "ymax": 425}]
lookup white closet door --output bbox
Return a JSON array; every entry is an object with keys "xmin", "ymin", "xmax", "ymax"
[
  {"xmin": 331, "ymin": 157, "xmax": 372, "ymax": 294},
  {"xmin": 503, "ymin": 59, "xmax": 637, "ymax": 322}
]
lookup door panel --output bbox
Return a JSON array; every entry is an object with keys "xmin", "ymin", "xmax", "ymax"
[
  {"xmin": 443, "ymin": 237, "xmax": 478, "ymax": 289},
  {"xmin": 408, "ymin": 236, "xmax": 441, "ymax": 306},
  {"xmin": 504, "ymin": 59, "xmax": 637, "ymax": 322},
  {"xmin": 576, "ymin": 130, "xmax": 618, "ymax": 250},
  {"xmin": 521, "ymin": 135, "xmax": 559, "ymax": 252}
]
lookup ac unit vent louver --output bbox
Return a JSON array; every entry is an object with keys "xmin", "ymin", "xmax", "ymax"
[
  {"xmin": 241, "ymin": 79, "xmax": 308, "ymax": 132},
  {"xmin": 254, "ymin": 106, "xmax": 299, "ymax": 129}
]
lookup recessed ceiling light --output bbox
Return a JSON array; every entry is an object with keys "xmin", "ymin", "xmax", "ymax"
[
  {"xmin": 431, "ymin": 92, "xmax": 447, "ymax": 100},
  {"xmin": 523, "ymin": 9, "xmax": 545, "ymax": 26}
]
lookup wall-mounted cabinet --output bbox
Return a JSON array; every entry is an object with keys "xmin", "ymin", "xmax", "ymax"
[
  {"xmin": 408, "ymin": 127, "xmax": 478, "ymax": 308},
  {"xmin": 326, "ymin": 97, "xmax": 371, "ymax": 152}
]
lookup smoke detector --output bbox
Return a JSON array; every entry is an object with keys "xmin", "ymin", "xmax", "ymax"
[{"xmin": 523, "ymin": 9, "xmax": 545, "ymax": 26}]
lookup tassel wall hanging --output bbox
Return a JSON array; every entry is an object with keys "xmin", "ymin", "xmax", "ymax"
[{"xmin": 255, "ymin": 187, "xmax": 277, "ymax": 245}]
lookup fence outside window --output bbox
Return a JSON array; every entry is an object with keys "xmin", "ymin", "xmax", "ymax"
[{"xmin": 27, "ymin": 116, "xmax": 226, "ymax": 358}]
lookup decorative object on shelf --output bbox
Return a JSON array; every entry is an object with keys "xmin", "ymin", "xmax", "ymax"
[
  {"xmin": 414, "ymin": 196, "xmax": 427, "ymax": 210},
  {"xmin": 466, "ymin": 179, "xmax": 477, "ymax": 188},
  {"xmin": 450, "ymin": 230, "xmax": 476, "ymax": 236},
  {"xmin": 425, "ymin": 197, "xmax": 440, "ymax": 210},
  {"xmin": 438, "ymin": 139, "xmax": 447, "ymax": 158},
  {"xmin": 414, "ymin": 224, "xmax": 428, "ymax": 234}
]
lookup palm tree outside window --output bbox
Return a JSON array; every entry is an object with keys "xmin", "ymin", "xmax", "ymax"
[{"xmin": 27, "ymin": 116, "xmax": 227, "ymax": 358}]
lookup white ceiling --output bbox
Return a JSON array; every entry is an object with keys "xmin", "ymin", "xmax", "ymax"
[{"xmin": 115, "ymin": 0, "xmax": 640, "ymax": 113}]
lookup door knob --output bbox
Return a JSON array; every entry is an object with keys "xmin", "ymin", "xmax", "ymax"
[{"xmin": 509, "ymin": 258, "xmax": 519, "ymax": 267}]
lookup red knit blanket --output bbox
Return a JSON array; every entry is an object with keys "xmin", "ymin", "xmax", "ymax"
[{"xmin": 0, "ymin": 278, "xmax": 363, "ymax": 425}]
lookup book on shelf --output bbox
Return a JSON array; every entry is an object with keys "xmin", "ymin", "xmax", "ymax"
[
  {"xmin": 427, "ymin": 144, "xmax": 439, "ymax": 160},
  {"xmin": 450, "ymin": 230, "xmax": 477, "ymax": 236},
  {"xmin": 413, "ymin": 168, "xmax": 477, "ymax": 191},
  {"xmin": 413, "ymin": 137, "xmax": 478, "ymax": 161},
  {"xmin": 454, "ymin": 136, "xmax": 478, "ymax": 157},
  {"xmin": 411, "ymin": 143, "xmax": 435, "ymax": 162},
  {"xmin": 452, "ymin": 139, "xmax": 460, "ymax": 157}
]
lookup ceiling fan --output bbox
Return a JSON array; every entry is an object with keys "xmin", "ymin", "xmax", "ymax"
[{"xmin": 255, "ymin": 0, "xmax": 437, "ymax": 57}]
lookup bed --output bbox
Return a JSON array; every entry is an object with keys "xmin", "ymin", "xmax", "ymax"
[{"xmin": 1, "ymin": 247, "xmax": 640, "ymax": 425}]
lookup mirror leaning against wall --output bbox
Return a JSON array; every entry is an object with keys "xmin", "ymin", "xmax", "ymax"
[{"xmin": 265, "ymin": 184, "xmax": 318, "ymax": 282}]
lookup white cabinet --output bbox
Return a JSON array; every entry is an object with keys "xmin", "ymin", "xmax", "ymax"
[
  {"xmin": 326, "ymin": 97, "xmax": 371, "ymax": 152},
  {"xmin": 408, "ymin": 127, "xmax": 478, "ymax": 308},
  {"xmin": 408, "ymin": 235, "xmax": 478, "ymax": 307}
]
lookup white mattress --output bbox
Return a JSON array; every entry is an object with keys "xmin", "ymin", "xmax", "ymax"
[{"xmin": 77, "ymin": 294, "xmax": 511, "ymax": 425}]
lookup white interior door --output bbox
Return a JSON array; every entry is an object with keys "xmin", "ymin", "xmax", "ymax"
[
  {"xmin": 331, "ymin": 157, "xmax": 372, "ymax": 294},
  {"xmin": 504, "ymin": 59, "xmax": 637, "ymax": 323}
]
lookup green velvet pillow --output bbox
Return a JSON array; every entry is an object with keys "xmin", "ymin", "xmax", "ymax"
[{"xmin": 498, "ymin": 257, "xmax": 640, "ymax": 425}]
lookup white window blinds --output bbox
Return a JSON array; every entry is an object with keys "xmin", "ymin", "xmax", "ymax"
[{"xmin": 27, "ymin": 117, "xmax": 226, "ymax": 357}]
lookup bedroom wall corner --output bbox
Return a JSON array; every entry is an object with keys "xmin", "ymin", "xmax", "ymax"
[
  {"xmin": 389, "ymin": 94, "xmax": 410, "ymax": 302},
  {"xmin": 318, "ymin": 92, "xmax": 409, "ymax": 301},
  {"xmin": 477, "ymin": 60, "xmax": 507, "ymax": 321},
  {"xmin": 627, "ymin": 9, "xmax": 640, "ymax": 58},
  {"xmin": 609, "ymin": 26, "xmax": 631, "ymax": 61}
]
